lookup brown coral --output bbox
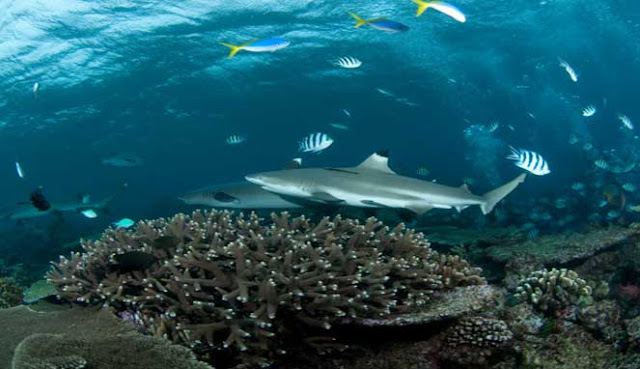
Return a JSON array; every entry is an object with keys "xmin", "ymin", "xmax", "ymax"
[
  {"xmin": 48, "ymin": 210, "xmax": 484, "ymax": 367},
  {"xmin": 440, "ymin": 316, "xmax": 514, "ymax": 368}
]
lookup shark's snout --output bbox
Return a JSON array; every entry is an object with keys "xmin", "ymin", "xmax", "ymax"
[{"xmin": 245, "ymin": 174, "xmax": 265, "ymax": 185}]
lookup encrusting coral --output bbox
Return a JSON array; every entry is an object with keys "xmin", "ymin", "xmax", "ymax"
[
  {"xmin": 514, "ymin": 268, "xmax": 592, "ymax": 314},
  {"xmin": 48, "ymin": 210, "xmax": 484, "ymax": 367}
]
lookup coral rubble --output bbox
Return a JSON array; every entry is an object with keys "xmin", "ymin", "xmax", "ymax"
[
  {"xmin": 48, "ymin": 210, "xmax": 485, "ymax": 367},
  {"xmin": 0, "ymin": 277, "xmax": 25, "ymax": 309}
]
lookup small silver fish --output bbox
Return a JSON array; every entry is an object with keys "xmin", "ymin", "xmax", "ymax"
[
  {"xmin": 623, "ymin": 183, "xmax": 636, "ymax": 192},
  {"xmin": 376, "ymin": 88, "xmax": 395, "ymax": 97},
  {"xmin": 571, "ymin": 182, "xmax": 585, "ymax": 191},
  {"xmin": 329, "ymin": 123, "xmax": 349, "ymax": 130},
  {"xmin": 568, "ymin": 134, "xmax": 578, "ymax": 145},
  {"xmin": 342, "ymin": 109, "xmax": 351, "ymax": 118},
  {"xmin": 15, "ymin": 162, "xmax": 24, "ymax": 179},
  {"xmin": 582, "ymin": 142, "xmax": 593, "ymax": 151},
  {"xmin": 558, "ymin": 57, "xmax": 578, "ymax": 82}
]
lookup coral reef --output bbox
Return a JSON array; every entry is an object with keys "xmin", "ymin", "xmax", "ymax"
[
  {"xmin": 514, "ymin": 268, "xmax": 592, "ymax": 314},
  {"xmin": 0, "ymin": 277, "xmax": 25, "ymax": 309},
  {"xmin": 440, "ymin": 316, "xmax": 514, "ymax": 368},
  {"xmin": 47, "ymin": 210, "xmax": 484, "ymax": 367},
  {"xmin": 487, "ymin": 226, "xmax": 638, "ymax": 265}
]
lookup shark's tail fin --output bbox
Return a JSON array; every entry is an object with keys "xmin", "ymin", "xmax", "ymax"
[
  {"xmin": 348, "ymin": 12, "xmax": 368, "ymax": 27},
  {"xmin": 98, "ymin": 183, "xmax": 128, "ymax": 209},
  {"xmin": 480, "ymin": 174, "xmax": 526, "ymax": 214}
]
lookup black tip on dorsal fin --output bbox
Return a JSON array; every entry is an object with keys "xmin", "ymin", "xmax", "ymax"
[{"xmin": 376, "ymin": 149, "xmax": 389, "ymax": 158}]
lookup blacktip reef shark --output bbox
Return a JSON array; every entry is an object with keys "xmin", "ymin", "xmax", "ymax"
[
  {"xmin": 246, "ymin": 151, "xmax": 526, "ymax": 215},
  {"xmin": 178, "ymin": 159, "xmax": 304, "ymax": 210},
  {"xmin": 178, "ymin": 182, "xmax": 303, "ymax": 209},
  {"xmin": 0, "ymin": 184, "xmax": 127, "ymax": 221}
]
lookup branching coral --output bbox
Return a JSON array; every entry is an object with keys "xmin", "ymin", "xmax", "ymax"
[
  {"xmin": 514, "ymin": 268, "xmax": 592, "ymax": 314},
  {"xmin": 48, "ymin": 210, "xmax": 484, "ymax": 367},
  {"xmin": 440, "ymin": 316, "xmax": 514, "ymax": 367}
]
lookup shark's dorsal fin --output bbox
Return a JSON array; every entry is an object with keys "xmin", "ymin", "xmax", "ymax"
[
  {"xmin": 356, "ymin": 150, "xmax": 395, "ymax": 174},
  {"xmin": 459, "ymin": 184, "xmax": 471, "ymax": 193},
  {"xmin": 283, "ymin": 158, "xmax": 302, "ymax": 170}
]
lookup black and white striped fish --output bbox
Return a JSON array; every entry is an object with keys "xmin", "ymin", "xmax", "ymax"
[
  {"xmin": 225, "ymin": 135, "xmax": 246, "ymax": 145},
  {"xmin": 507, "ymin": 146, "xmax": 550, "ymax": 176},
  {"xmin": 299, "ymin": 132, "xmax": 334, "ymax": 153}
]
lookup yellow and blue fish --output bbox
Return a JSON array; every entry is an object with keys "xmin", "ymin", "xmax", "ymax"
[
  {"xmin": 412, "ymin": 0, "xmax": 466, "ymax": 23},
  {"xmin": 220, "ymin": 37, "xmax": 290, "ymax": 58},
  {"xmin": 348, "ymin": 12, "xmax": 409, "ymax": 33}
]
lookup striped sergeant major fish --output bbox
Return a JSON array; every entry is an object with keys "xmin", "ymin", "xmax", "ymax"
[
  {"xmin": 299, "ymin": 132, "xmax": 334, "ymax": 153},
  {"xmin": 226, "ymin": 135, "xmax": 247, "ymax": 145},
  {"xmin": 220, "ymin": 37, "xmax": 290, "ymax": 59},
  {"xmin": 507, "ymin": 146, "xmax": 550, "ymax": 176},
  {"xmin": 348, "ymin": 12, "xmax": 409, "ymax": 33}
]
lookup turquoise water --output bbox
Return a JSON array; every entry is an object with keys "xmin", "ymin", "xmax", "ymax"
[{"xmin": 1, "ymin": 0, "xmax": 640, "ymax": 277}]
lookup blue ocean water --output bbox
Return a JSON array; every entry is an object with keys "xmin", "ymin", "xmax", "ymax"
[{"xmin": 1, "ymin": 0, "xmax": 640, "ymax": 278}]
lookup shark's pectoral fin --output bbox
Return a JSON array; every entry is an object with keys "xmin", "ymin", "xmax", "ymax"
[
  {"xmin": 454, "ymin": 205, "xmax": 469, "ymax": 213},
  {"xmin": 361, "ymin": 200, "xmax": 389, "ymax": 207},
  {"xmin": 405, "ymin": 204, "xmax": 434, "ymax": 215},
  {"xmin": 311, "ymin": 192, "xmax": 345, "ymax": 204}
]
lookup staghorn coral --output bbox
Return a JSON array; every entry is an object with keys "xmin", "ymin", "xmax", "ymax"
[
  {"xmin": 440, "ymin": 316, "xmax": 514, "ymax": 368},
  {"xmin": 514, "ymin": 268, "xmax": 592, "ymax": 314},
  {"xmin": 47, "ymin": 210, "xmax": 484, "ymax": 367}
]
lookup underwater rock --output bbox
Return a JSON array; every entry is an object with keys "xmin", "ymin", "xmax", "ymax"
[
  {"xmin": 414, "ymin": 226, "xmax": 519, "ymax": 247},
  {"xmin": 514, "ymin": 268, "xmax": 592, "ymax": 315},
  {"xmin": 11, "ymin": 333, "xmax": 212, "ymax": 369},
  {"xmin": 0, "ymin": 277, "xmax": 25, "ymax": 309},
  {"xmin": 520, "ymin": 326, "xmax": 621, "ymax": 369},
  {"xmin": 48, "ymin": 210, "xmax": 485, "ymax": 367},
  {"xmin": 0, "ymin": 305, "xmax": 211, "ymax": 369},
  {"xmin": 341, "ymin": 285, "xmax": 496, "ymax": 327},
  {"xmin": 576, "ymin": 299, "xmax": 623, "ymax": 343},
  {"xmin": 440, "ymin": 316, "xmax": 514, "ymax": 368},
  {"xmin": 487, "ymin": 226, "xmax": 638, "ymax": 265},
  {"xmin": 23, "ymin": 280, "xmax": 58, "ymax": 304}
]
